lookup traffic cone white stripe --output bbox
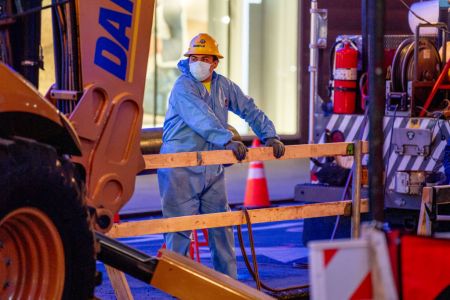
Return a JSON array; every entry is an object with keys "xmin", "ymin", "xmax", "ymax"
[{"xmin": 248, "ymin": 167, "xmax": 266, "ymax": 179}]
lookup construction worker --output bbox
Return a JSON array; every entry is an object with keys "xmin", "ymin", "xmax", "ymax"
[{"xmin": 157, "ymin": 33, "xmax": 285, "ymax": 278}]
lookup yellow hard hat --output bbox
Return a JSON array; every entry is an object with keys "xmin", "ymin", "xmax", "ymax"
[{"xmin": 184, "ymin": 33, "xmax": 224, "ymax": 58}]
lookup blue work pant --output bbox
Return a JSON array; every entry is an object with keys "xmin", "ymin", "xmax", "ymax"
[{"xmin": 158, "ymin": 165, "xmax": 237, "ymax": 278}]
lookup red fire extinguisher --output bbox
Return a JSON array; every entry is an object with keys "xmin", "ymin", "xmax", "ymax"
[{"xmin": 332, "ymin": 41, "xmax": 358, "ymax": 114}]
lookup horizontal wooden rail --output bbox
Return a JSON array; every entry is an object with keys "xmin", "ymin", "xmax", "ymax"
[
  {"xmin": 143, "ymin": 141, "xmax": 369, "ymax": 170},
  {"xmin": 108, "ymin": 199, "xmax": 369, "ymax": 238}
]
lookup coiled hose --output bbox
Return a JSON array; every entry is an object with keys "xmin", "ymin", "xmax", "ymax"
[{"xmin": 237, "ymin": 208, "xmax": 309, "ymax": 295}]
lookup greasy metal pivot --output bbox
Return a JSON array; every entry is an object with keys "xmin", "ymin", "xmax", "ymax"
[{"xmin": 96, "ymin": 232, "xmax": 157, "ymax": 283}]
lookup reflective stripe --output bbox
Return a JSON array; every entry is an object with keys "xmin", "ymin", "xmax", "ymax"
[{"xmin": 248, "ymin": 162, "xmax": 266, "ymax": 179}]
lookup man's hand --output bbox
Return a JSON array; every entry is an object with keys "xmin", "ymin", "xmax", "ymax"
[
  {"xmin": 265, "ymin": 138, "xmax": 285, "ymax": 158},
  {"xmin": 225, "ymin": 140, "xmax": 248, "ymax": 161}
]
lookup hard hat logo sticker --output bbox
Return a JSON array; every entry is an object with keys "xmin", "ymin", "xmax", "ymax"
[{"xmin": 184, "ymin": 33, "xmax": 223, "ymax": 58}]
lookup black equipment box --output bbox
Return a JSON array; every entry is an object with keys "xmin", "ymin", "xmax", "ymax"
[
  {"xmin": 294, "ymin": 184, "xmax": 369, "ymax": 246},
  {"xmin": 294, "ymin": 183, "xmax": 368, "ymax": 203}
]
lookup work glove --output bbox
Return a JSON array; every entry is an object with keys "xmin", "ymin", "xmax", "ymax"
[
  {"xmin": 225, "ymin": 140, "xmax": 248, "ymax": 161},
  {"xmin": 265, "ymin": 138, "xmax": 285, "ymax": 158}
]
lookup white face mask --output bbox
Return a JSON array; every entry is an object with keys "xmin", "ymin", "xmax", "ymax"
[{"xmin": 189, "ymin": 61, "xmax": 212, "ymax": 82}]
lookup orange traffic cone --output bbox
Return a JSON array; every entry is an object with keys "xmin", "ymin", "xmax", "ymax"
[{"xmin": 243, "ymin": 138, "xmax": 271, "ymax": 208}]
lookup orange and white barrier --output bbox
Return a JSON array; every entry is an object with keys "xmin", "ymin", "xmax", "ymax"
[
  {"xmin": 310, "ymin": 240, "xmax": 372, "ymax": 299},
  {"xmin": 309, "ymin": 227, "xmax": 398, "ymax": 300}
]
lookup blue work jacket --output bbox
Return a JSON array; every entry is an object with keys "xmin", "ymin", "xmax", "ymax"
[{"xmin": 160, "ymin": 58, "xmax": 278, "ymax": 154}]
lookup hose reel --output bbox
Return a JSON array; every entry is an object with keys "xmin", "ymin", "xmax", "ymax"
[{"xmin": 387, "ymin": 37, "xmax": 442, "ymax": 116}]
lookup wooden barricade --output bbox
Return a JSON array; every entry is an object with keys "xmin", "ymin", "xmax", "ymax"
[
  {"xmin": 417, "ymin": 185, "xmax": 450, "ymax": 236},
  {"xmin": 109, "ymin": 200, "xmax": 369, "ymax": 238},
  {"xmin": 106, "ymin": 141, "xmax": 369, "ymax": 299},
  {"xmin": 143, "ymin": 141, "xmax": 367, "ymax": 169}
]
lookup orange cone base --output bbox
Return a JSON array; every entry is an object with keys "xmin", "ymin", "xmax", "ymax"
[{"xmin": 244, "ymin": 178, "xmax": 271, "ymax": 208}]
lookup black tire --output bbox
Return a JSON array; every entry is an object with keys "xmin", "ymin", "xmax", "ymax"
[{"xmin": 0, "ymin": 137, "xmax": 95, "ymax": 299}]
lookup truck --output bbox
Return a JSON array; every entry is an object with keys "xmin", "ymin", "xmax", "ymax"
[{"xmin": 299, "ymin": 0, "xmax": 450, "ymax": 235}]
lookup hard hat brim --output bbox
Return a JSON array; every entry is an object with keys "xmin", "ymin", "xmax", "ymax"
[{"xmin": 184, "ymin": 51, "xmax": 224, "ymax": 59}]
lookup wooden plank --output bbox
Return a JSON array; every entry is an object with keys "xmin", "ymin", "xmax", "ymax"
[
  {"xmin": 351, "ymin": 140, "xmax": 363, "ymax": 238},
  {"xmin": 144, "ymin": 141, "xmax": 369, "ymax": 170},
  {"xmin": 362, "ymin": 140, "xmax": 369, "ymax": 154},
  {"xmin": 108, "ymin": 199, "xmax": 369, "ymax": 238},
  {"xmin": 417, "ymin": 187, "xmax": 432, "ymax": 236},
  {"xmin": 106, "ymin": 266, "xmax": 134, "ymax": 300},
  {"xmin": 152, "ymin": 249, "xmax": 274, "ymax": 300}
]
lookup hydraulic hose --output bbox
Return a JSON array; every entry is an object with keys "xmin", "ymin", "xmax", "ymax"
[{"xmin": 237, "ymin": 208, "xmax": 309, "ymax": 294}]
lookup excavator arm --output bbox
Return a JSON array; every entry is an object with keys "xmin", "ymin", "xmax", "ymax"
[
  {"xmin": 69, "ymin": 0, "xmax": 154, "ymax": 232},
  {"xmin": 0, "ymin": 1, "xmax": 272, "ymax": 299}
]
